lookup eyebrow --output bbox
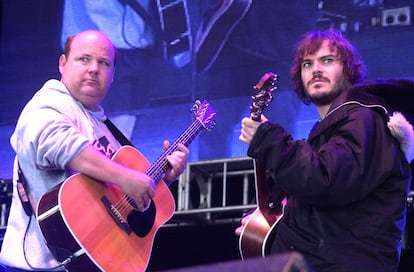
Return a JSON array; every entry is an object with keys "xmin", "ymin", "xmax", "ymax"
[
  {"xmin": 302, "ymin": 54, "xmax": 338, "ymax": 62},
  {"xmin": 77, "ymin": 53, "xmax": 112, "ymax": 62}
]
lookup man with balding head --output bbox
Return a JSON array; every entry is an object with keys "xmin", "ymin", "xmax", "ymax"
[{"xmin": 0, "ymin": 30, "xmax": 189, "ymax": 271}]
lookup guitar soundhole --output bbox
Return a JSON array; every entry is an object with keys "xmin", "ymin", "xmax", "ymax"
[{"xmin": 127, "ymin": 201, "xmax": 156, "ymax": 237}]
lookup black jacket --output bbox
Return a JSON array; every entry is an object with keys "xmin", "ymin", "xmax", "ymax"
[{"xmin": 247, "ymin": 79, "xmax": 414, "ymax": 272}]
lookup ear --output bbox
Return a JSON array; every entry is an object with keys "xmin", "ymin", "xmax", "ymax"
[{"xmin": 58, "ymin": 54, "xmax": 66, "ymax": 75}]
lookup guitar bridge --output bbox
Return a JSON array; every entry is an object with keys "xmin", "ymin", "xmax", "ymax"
[{"xmin": 101, "ymin": 196, "xmax": 132, "ymax": 235}]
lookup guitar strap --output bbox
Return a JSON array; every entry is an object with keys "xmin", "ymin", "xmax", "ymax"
[
  {"xmin": 104, "ymin": 118, "xmax": 135, "ymax": 147},
  {"xmin": 16, "ymin": 160, "xmax": 35, "ymax": 217}
]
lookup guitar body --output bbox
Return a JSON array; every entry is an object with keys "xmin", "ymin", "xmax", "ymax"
[
  {"xmin": 238, "ymin": 206, "xmax": 282, "ymax": 258},
  {"xmin": 36, "ymin": 146, "xmax": 175, "ymax": 272},
  {"xmin": 239, "ymin": 160, "xmax": 283, "ymax": 260}
]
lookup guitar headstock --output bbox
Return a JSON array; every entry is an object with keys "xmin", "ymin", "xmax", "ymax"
[
  {"xmin": 191, "ymin": 100, "xmax": 217, "ymax": 130},
  {"xmin": 250, "ymin": 72, "xmax": 278, "ymax": 121}
]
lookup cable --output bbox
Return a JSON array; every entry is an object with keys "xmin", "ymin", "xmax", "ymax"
[{"xmin": 22, "ymin": 214, "xmax": 67, "ymax": 271}]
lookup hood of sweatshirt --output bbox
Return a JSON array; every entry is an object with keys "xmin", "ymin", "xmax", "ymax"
[{"xmin": 345, "ymin": 78, "xmax": 414, "ymax": 163}]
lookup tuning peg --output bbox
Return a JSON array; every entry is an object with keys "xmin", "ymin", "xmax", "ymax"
[
  {"xmin": 190, "ymin": 100, "xmax": 202, "ymax": 113},
  {"xmin": 206, "ymin": 120, "xmax": 217, "ymax": 131}
]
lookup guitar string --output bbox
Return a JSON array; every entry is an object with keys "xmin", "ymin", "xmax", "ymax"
[
  {"xmin": 112, "ymin": 119, "xmax": 204, "ymax": 216},
  {"xmin": 146, "ymin": 120, "xmax": 202, "ymax": 177},
  {"xmin": 121, "ymin": 120, "xmax": 202, "ymax": 212},
  {"xmin": 113, "ymin": 120, "xmax": 202, "ymax": 216}
]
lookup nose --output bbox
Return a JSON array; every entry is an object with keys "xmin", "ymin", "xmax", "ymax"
[
  {"xmin": 312, "ymin": 60, "xmax": 323, "ymax": 73},
  {"xmin": 311, "ymin": 61, "xmax": 323, "ymax": 77},
  {"xmin": 88, "ymin": 61, "xmax": 99, "ymax": 74},
  {"xmin": 313, "ymin": 70, "xmax": 322, "ymax": 78}
]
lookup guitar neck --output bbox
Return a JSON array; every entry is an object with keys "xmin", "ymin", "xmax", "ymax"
[
  {"xmin": 250, "ymin": 112, "xmax": 262, "ymax": 122},
  {"xmin": 143, "ymin": 99, "xmax": 215, "ymax": 184},
  {"xmin": 145, "ymin": 118, "xmax": 204, "ymax": 183}
]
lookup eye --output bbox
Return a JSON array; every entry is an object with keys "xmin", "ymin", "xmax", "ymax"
[
  {"xmin": 324, "ymin": 58, "xmax": 332, "ymax": 63},
  {"xmin": 302, "ymin": 61, "xmax": 312, "ymax": 69},
  {"xmin": 100, "ymin": 60, "xmax": 110, "ymax": 67},
  {"xmin": 322, "ymin": 57, "xmax": 336, "ymax": 64},
  {"xmin": 98, "ymin": 59, "xmax": 112, "ymax": 69},
  {"xmin": 79, "ymin": 57, "xmax": 89, "ymax": 63}
]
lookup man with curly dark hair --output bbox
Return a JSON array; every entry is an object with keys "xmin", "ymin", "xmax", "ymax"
[{"xmin": 237, "ymin": 28, "xmax": 414, "ymax": 272}]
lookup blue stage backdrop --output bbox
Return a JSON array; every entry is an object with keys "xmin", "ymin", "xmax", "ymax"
[{"xmin": 1, "ymin": 0, "xmax": 414, "ymax": 180}]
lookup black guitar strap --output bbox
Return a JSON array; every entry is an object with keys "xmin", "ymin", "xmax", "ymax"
[
  {"xmin": 104, "ymin": 118, "xmax": 135, "ymax": 147},
  {"xmin": 16, "ymin": 161, "xmax": 35, "ymax": 217}
]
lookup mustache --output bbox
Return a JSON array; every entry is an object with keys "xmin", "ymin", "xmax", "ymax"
[{"xmin": 307, "ymin": 75, "xmax": 329, "ymax": 88}]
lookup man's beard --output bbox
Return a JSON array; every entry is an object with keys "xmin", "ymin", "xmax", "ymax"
[{"xmin": 308, "ymin": 77, "xmax": 350, "ymax": 106}]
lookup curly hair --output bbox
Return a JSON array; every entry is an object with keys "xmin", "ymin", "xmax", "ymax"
[{"xmin": 290, "ymin": 29, "xmax": 367, "ymax": 105}]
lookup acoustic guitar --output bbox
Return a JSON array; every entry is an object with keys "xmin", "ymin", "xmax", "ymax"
[
  {"xmin": 238, "ymin": 72, "xmax": 285, "ymax": 260},
  {"xmin": 36, "ymin": 100, "xmax": 216, "ymax": 272}
]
